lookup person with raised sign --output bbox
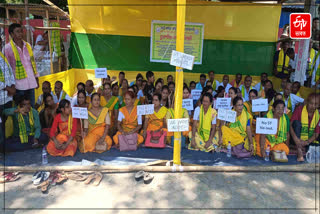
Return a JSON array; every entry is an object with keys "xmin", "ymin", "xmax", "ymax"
[
  {"xmin": 81, "ymin": 93, "xmax": 112, "ymax": 153},
  {"xmin": 220, "ymin": 97, "xmax": 255, "ymax": 155},
  {"xmin": 142, "ymin": 94, "xmax": 168, "ymax": 141},
  {"xmin": 258, "ymin": 100, "xmax": 290, "ymax": 158},
  {"xmin": 243, "ymin": 89, "xmax": 259, "ymax": 125},
  {"xmin": 2, "ymin": 96, "xmax": 43, "ymax": 152},
  {"xmin": 239, "ymin": 75, "xmax": 254, "ymax": 102},
  {"xmin": 183, "ymin": 85, "xmax": 193, "ymax": 116},
  {"xmin": 113, "ymin": 91, "xmax": 144, "ymax": 146},
  {"xmin": 100, "ymin": 83, "xmax": 119, "ymax": 136},
  {"xmin": 52, "ymin": 81, "xmax": 71, "ymax": 104},
  {"xmin": 290, "ymin": 93, "xmax": 320, "ymax": 162},
  {"xmin": 46, "ymin": 99, "xmax": 78, "ymax": 157},
  {"xmin": 189, "ymin": 92, "xmax": 218, "ymax": 152}
]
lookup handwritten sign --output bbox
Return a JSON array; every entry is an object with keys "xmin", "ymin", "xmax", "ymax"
[
  {"xmin": 256, "ymin": 118, "xmax": 278, "ymax": 135},
  {"xmin": 72, "ymin": 107, "xmax": 88, "ymax": 119},
  {"xmin": 216, "ymin": 98, "xmax": 231, "ymax": 109},
  {"xmin": 217, "ymin": 109, "xmax": 236, "ymax": 123},
  {"xmin": 170, "ymin": 50, "xmax": 195, "ymax": 70},
  {"xmin": 167, "ymin": 118, "xmax": 189, "ymax": 132},
  {"xmin": 182, "ymin": 99, "xmax": 194, "ymax": 111},
  {"xmin": 95, "ymin": 68, "xmax": 108, "ymax": 78},
  {"xmin": 252, "ymin": 99, "xmax": 269, "ymax": 112},
  {"xmin": 137, "ymin": 104, "xmax": 154, "ymax": 116},
  {"xmin": 191, "ymin": 89, "xmax": 202, "ymax": 100}
]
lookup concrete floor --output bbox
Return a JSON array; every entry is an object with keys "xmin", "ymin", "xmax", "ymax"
[{"xmin": 0, "ymin": 172, "xmax": 319, "ymax": 214}]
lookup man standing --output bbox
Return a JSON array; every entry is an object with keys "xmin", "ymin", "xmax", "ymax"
[
  {"xmin": 290, "ymin": 93, "xmax": 320, "ymax": 161},
  {"xmin": 5, "ymin": 23, "xmax": 39, "ymax": 107},
  {"xmin": 195, "ymin": 74, "xmax": 207, "ymax": 90},
  {"xmin": 273, "ymin": 40, "xmax": 291, "ymax": 79},
  {"xmin": 239, "ymin": 75, "xmax": 254, "ymax": 102},
  {"xmin": 0, "ymin": 38, "xmax": 16, "ymax": 146}
]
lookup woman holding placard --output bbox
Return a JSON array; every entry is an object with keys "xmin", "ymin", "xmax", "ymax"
[
  {"xmin": 81, "ymin": 93, "xmax": 112, "ymax": 153},
  {"xmin": 220, "ymin": 97, "xmax": 255, "ymax": 155},
  {"xmin": 243, "ymin": 89, "xmax": 259, "ymax": 126},
  {"xmin": 47, "ymin": 99, "xmax": 78, "ymax": 157},
  {"xmin": 113, "ymin": 91, "xmax": 144, "ymax": 146},
  {"xmin": 257, "ymin": 100, "xmax": 290, "ymax": 158},
  {"xmin": 100, "ymin": 83, "xmax": 119, "ymax": 136},
  {"xmin": 189, "ymin": 92, "xmax": 218, "ymax": 152},
  {"xmin": 142, "ymin": 94, "xmax": 168, "ymax": 145}
]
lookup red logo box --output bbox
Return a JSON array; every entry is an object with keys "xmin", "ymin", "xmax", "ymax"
[{"xmin": 290, "ymin": 13, "xmax": 311, "ymax": 39}]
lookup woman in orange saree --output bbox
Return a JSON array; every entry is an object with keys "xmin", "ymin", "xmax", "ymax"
[{"xmin": 47, "ymin": 99, "xmax": 78, "ymax": 157}]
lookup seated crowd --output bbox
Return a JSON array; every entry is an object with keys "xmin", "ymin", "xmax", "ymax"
[{"xmin": 1, "ymin": 70, "xmax": 319, "ymax": 162}]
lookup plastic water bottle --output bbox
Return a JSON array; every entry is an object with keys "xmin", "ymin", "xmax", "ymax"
[
  {"xmin": 42, "ymin": 147, "xmax": 48, "ymax": 165},
  {"xmin": 227, "ymin": 142, "xmax": 232, "ymax": 158},
  {"xmin": 265, "ymin": 146, "xmax": 270, "ymax": 161}
]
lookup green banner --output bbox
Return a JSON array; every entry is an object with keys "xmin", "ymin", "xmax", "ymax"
[{"xmin": 150, "ymin": 21, "xmax": 204, "ymax": 64}]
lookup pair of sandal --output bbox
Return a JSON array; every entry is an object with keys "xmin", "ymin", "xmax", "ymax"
[
  {"xmin": 66, "ymin": 172, "xmax": 103, "ymax": 186},
  {"xmin": 33, "ymin": 171, "xmax": 68, "ymax": 193},
  {"xmin": 135, "ymin": 171, "xmax": 154, "ymax": 184},
  {"xmin": 0, "ymin": 172, "xmax": 20, "ymax": 183}
]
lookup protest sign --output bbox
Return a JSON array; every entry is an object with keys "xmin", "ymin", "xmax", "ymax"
[
  {"xmin": 72, "ymin": 107, "xmax": 88, "ymax": 119},
  {"xmin": 170, "ymin": 50, "xmax": 195, "ymax": 70},
  {"xmin": 182, "ymin": 99, "xmax": 194, "ymax": 111},
  {"xmin": 167, "ymin": 118, "xmax": 189, "ymax": 132},
  {"xmin": 252, "ymin": 99, "xmax": 268, "ymax": 112},
  {"xmin": 256, "ymin": 118, "xmax": 278, "ymax": 135},
  {"xmin": 216, "ymin": 98, "xmax": 231, "ymax": 109},
  {"xmin": 217, "ymin": 109, "xmax": 236, "ymax": 123},
  {"xmin": 137, "ymin": 104, "xmax": 155, "ymax": 116},
  {"xmin": 95, "ymin": 68, "xmax": 108, "ymax": 78},
  {"xmin": 191, "ymin": 89, "xmax": 202, "ymax": 100}
]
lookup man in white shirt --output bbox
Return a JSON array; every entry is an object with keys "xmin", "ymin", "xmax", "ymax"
[
  {"xmin": 208, "ymin": 70, "xmax": 219, "ymax": 90},
  {"xmin": 239, "ymin": 75, "xmax": 254, "ymax": 102},
  {"xmin": 281, "ymin": 82, "xmax": 304, "ymax": 117},
  {"xmin": 217, "ymin": 75, "xmax": 232, "ymax": 92},
  {"xmin": 0, "ymin": 39, "xmax": 16, "ymax": 145},
  {"xmin": 52, "ymin": 81, "xmax": 71, "ymax": 103}
]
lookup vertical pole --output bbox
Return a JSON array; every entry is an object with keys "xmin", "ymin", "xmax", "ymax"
[
  {"xmin": 173, "ymin": 0, "xmax": 186, "ymax": 166},
  {"xmin": 57, "ymin": 15, "xmax": 61, "ymax": 72},
  {"xmin": 24, "ymin": 0, "xmax": 30, "ymax": 44},
  {"xmin": 6, "ymin": 7, "xmax": 10, "ymax": 24},
  {"xmin": 46, "ymin": 10, "xmax": 54, "ymax": 74}
]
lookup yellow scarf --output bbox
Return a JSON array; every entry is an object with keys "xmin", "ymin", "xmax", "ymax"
[
  {"xmin": 229, "ymin": 109, "xmax": 251, "ymax": 137},
  {"xmin": 301, "ymin": 105, "xmax": 319, "ymax": 143},
  {"xmin": 266, "ymin": 110, "xmax": 288, "ymax": 147},
  {"xmin": 88, "ymin": 107, "xmax": 109, "ymax": 132},
  {"xmin": 68, "ymin": 114, "xmax": 73, "ymax": 135},
  {"xmin": 277, "ymin": 49, "xmax": 290, "ymax": 74},
  {"xmin": 10, "ymin": 40, "xmax": 38, "ymax": 79},
  {"xmin": 198, "ymin": 105, "xmax": 217, "ymax": 141},
  {"xmin": 17, "ymin": 108, "xmax": 35, "ymax": 143},
  {"xmin": 241, "ymin": 86, "xmax": 253, "ymax": 99}
]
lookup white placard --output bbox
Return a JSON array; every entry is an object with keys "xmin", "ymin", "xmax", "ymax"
[
  {"xmin": 170, "ymin": 50, "xmax": 195, "ymax": 70},
  {"xmin": 191, "ymin": 89, "xmax": 202, "ymax": 100},
  {"xmin": 72, "ymin": 107, "xmax": 88, "ymax": 119},
  {"xmin": 182, "ymin": 99, "xmax": 194, "ymax": 111},
  {"xmin": 216, "ymin": 98, "xmax": 231, "ymax": 109},
  {"xmin": 167, "ymin": 118, "xmax": 189, "ymax": 132},
  {"xmin": 137, "ymin": 104, "xmax": 154, "ymax": 116},
  {"xmin": 95, "ymin": 68, "xmax": 108, "ymax": 78},
  {"xmin": 256, "ymin": 118, "xmax": 278, "ymax": 135},
  {"xmin": 217, "ymin": 109, "xmax": 236, "ymax": 123},
  {"xmin": 252, "ymin": 99, "xmax": 269, "ymax": 112}
]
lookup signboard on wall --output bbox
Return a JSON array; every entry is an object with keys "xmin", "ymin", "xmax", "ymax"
[{"xmin": 150, "ymin": 20, "xmax": 204, "ymax": 64}]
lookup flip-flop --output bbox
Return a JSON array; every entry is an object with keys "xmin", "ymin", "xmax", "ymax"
[
  {"xmin": 1, "ymin": 172, "xmax": 20, "ymax": 183},
  {"xmin": 40, "ymin": 180, "xmax": 50, "ymax": 194},
  {"xmin": 92, "ymin": 172, "xmax": 103, "ymax": 186},
  {"xmin": 84, "ymin": 173, "xmax": 96, "ymax": 185},
  {"xmin": 33, "ymin": 172, "xmax": 50, "ymax": 186},
  {"xmin": 56, "ymin": 173, "xmax": 68, "ymax": 185},
  {"xmin": 135, "ymin": 171, "xmax": 145, "ymax": 181},
  {"xmin": 32, "ymin": 171, "xmax": 42, "ymax": 182},
  {"xmin": 66, "ymin": 172, "xmax": 88, "ymax": 181},
  {"xmin": 143, "ymin": 172, "xmax": 154, "ymax": 184}
]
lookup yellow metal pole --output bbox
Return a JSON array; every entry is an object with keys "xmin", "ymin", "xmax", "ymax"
[{"xmin": 173, "ymin": 0, "xmax": 186, "ymax": 165}]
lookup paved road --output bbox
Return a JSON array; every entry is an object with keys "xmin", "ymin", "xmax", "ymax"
[{"xmin": 1, "ymin": 172, "xmax": 319, "ymax": 214}]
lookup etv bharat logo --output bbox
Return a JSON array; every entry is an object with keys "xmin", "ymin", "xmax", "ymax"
[{"xmin": 290, "ymin": 13, "xmax": 311, "ymax": 39}]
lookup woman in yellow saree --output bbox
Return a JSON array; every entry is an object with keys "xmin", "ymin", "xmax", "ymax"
[
  {"xmin": 220, "ymin": 96, "xmax": 255, "ymax": 155},
  {"xmin": 113, "ymin": 91, "xmax": 144, "ymax": 145},
  {"xmin": 81, "ymin": 93, "xmax": 113, "ymax": 153},
  {"xmin": 243, "ymin": 89, "xmax": 259, "ymax": 131},
  {"xmin": 257, "ymin": 100, "xmax": 290, "ymax": 157},
  {"xmin": 100, "ymin": 83, "xmax": 119, "ymax": 136},
  {"xmin": 189, "ymin": 92, "xmax": 218, "ymax": 152},
  {"xmin": 142, "ymin": 94, "xmax": 167, "ymax": 139}
]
